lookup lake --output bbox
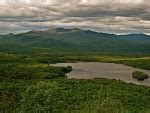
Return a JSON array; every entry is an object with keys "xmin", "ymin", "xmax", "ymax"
[{"xmin": 51, "ymin": 62, "xmax": 150, "ymax": 86}]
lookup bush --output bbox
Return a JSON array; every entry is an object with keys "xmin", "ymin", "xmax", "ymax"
[
  {"xmin": 132, "ymin": 71, "xmax": 148, "ymax": 81},
  {"xmin": 61, "ymin": 66, "xmax": 72, "ymax": 73},
  {"xmin": 19, "ymin": 81, "xmax": 60, "ymax": 112}
]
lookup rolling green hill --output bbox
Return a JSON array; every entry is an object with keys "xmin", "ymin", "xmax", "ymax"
[{"xmin": 0, "ymin": 28, "xmax": 150, "ymax": 54}]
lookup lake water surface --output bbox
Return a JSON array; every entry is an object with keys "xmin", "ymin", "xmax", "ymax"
[{"xmin": 51, "ymin": 62, "xmax": 150, "ymax": 86}]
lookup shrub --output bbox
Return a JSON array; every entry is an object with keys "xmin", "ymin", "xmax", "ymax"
[
  {"xmin": 61, "ymin": 66, "xmax": 72, "ymax": 73},
  {"xmin": 132, "ymin": 71, "xmax": 148, "ymax": 81}
]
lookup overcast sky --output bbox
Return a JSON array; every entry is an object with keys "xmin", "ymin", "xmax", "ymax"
[{"xmin": 0, "ymin": 0, "xmax": 150, "ymax": 34}]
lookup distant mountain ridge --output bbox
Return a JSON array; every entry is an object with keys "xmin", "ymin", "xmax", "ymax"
[
  {"xmin": 0, "ymin": 28, "xmax": 150, "ymax": 54},
  {"xmin": 118, "ymin": 33, "xmax": 150, "ymax": 43}
]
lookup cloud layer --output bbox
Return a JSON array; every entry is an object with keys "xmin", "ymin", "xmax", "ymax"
[{"xmin": 0, "ymin": 0, "xmax": 150, "ymax": 34}]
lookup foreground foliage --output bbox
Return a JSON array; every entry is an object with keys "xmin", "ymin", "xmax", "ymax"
[
  {"xmin": 1, "ymin": 79, "xmax": 150, "ymax": 113},
  {"xmin": 19, "ymin": 79, "xmax": 150, "ymax": 113}
]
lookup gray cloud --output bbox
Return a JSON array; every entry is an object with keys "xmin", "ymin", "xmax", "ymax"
[{"xmin": 0, "ymin": 0, "xmax": 149, "ymax": 34}]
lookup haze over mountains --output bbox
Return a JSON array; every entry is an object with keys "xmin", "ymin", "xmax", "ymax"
[{"xmin": 0, "ymin": 28, "xmax": 150, "ymax": 54}]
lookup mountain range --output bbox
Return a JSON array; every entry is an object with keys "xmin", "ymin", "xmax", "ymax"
[{"xmin": 0, "ymin": 28, "xmax": 150, "ymax": 54}]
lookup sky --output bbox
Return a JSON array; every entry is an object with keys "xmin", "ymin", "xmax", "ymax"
[{"xmin": 0, "ymin": 0, "xmax": 150, "ymax": 34}]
